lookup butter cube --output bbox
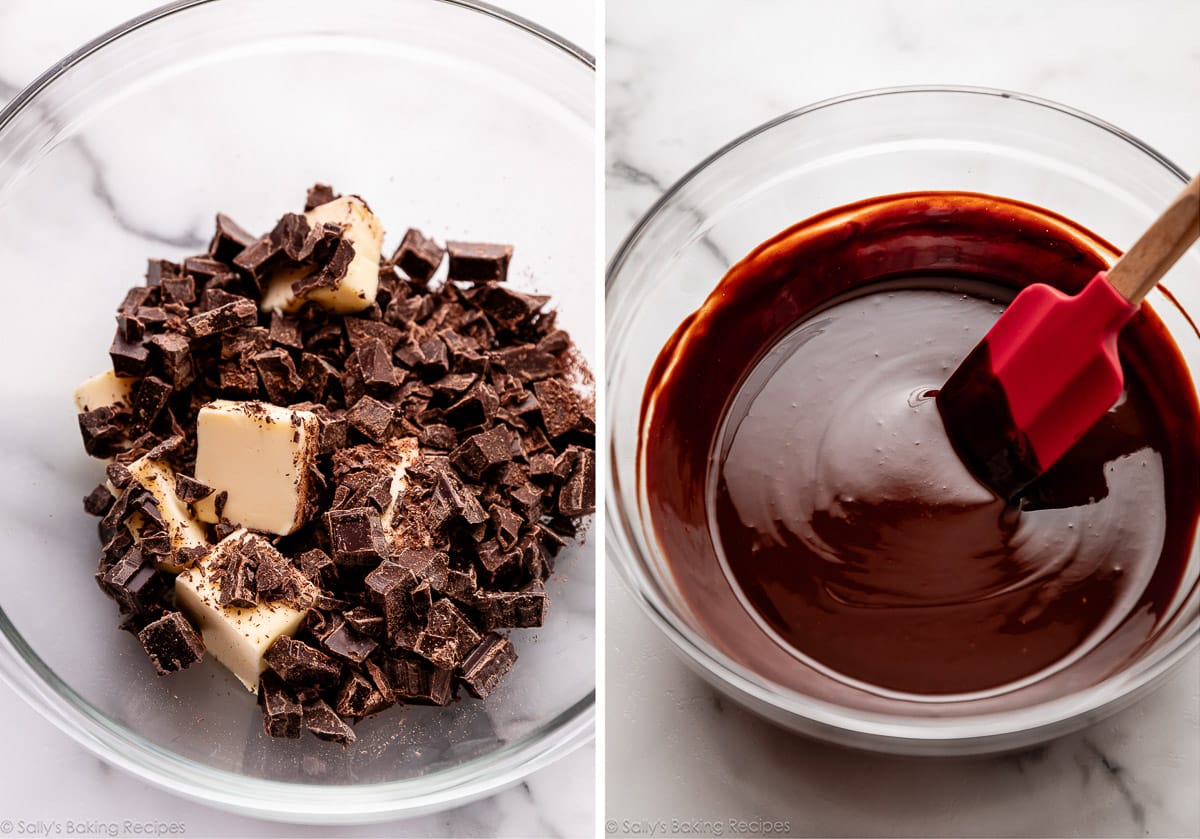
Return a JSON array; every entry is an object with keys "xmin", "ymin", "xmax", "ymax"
[
  {"xmin": 125, "ymin": 455, "xmax": 210, "ymax": 573},
  {"xmin": 74, "ymin": 369, "xmax": 136, "ymax": 413},
  {"xmin": 175, "ymin": 529, "xmax": 314, "ymax": 692},
  {"xmin": 193, "ymin": 400, "xmax": 320, "ymax": 536},
  {"xmin": 260, "ymin": 196, "xmax": 384, "ymax": 315}
]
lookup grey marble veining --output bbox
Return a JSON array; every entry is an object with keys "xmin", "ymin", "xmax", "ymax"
[{"xmin": 605, "ymin": 1, "xmax": 1200, "ymax": 837}]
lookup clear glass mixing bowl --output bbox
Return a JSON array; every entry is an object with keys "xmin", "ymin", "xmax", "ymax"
[
  {"xmin": 607, "ymin": 86, "xmax": 1198, "ymax": 756},
  {"xmin": 0, "ymin": 0, "xmax": 594, "ymax": 822}
]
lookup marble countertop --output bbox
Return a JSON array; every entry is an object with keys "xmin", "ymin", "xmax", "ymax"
[
  {"xmin": 0, "ymin": 1, "xmax": 594, "ymax": 837},
  {"xmin": 605, "ymin": 1, "xmax": 1200, "ymax": 837}
]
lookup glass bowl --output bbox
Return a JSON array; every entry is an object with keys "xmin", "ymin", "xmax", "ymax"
[
  {"xmin": 607, "ymin": 86, "xmax": 1199, "ymax": 756},
  {"xmin": 0, "ymin": 0, "xmax": 594, "ymax": 823}
]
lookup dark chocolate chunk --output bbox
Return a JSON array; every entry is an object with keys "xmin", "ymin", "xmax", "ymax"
[
  {"xmin": 130, "ymin": 376, "xmax": 172, "ymax": 434},
  {"xmin": 533, "ymin": 379, "xmax": 580, "ymax": 439},
  {"xmin": 364, "ymin": 658, "xmax": 395, "ymax": 705},
  {"xmin": 392, "ymin": 228, "xmax": 444, "ymax": 284},
  {"xmin": 302, "ymin": 699, "xmax": 356, "ymax": 745},
  {"xmin": 478, "ymin": 582, "xmax": 548, "ymax": 631},
  {"xmin": 215, "ymin": 553, "xmax": 257, "ymax": 609},
  {"xmin": 346, "ymin": 395, "xmax": 393, "ymax": 443},
  {"xmin": 335, "ymin": 670, "xmax": 385, "ymax": 719},
  {"xmin": 491, "ymin": 505, "xmax": 523, "ymax": 551},
  {"xmin": 292, "ymin": 238, "xmax": 355, "ymax": 297},
  {"xmin": 418, "ymin": 424, "xmax": 457, "ymax": 451},
  {"xmin": 445, "ymin": 382, "xmax": 499, "ymax": 427},
  {"xmin": 343, "ymin": 606, "xmax": 384, "ymax": 638},
  {"xmin": 269, "ymin": 212, "xmax": 311, "ymax": 261},
  {"xmin": 253, "ymin": 349, "xmax": 304, "ymax": 404},
  {"xmin": 446, "ymin": 241, "xmax": 513, "ymax": 284},
  {"xmin": 117, "ymin": 312, "xmax": 145, "ymax": 343},
  {"xmin": 556, "ymin": 446, "xmax": 596, "ymax": 515},
  {"xmin": 418, "ymin": 337, "xmax": 450, "ymax": 379},
  {"xmin": 471, "ymin": 284, "xmax": 548, "ymax": 329},
  {"xmin": 184, "ymin": 256, "xmax": 232, "ymax": 285},
  {"xmin": 356, "ymin": 339, "xmax": 400, "ymax": 389},
  {"xmin": 413, "ymin": 599, "xmax": 481, "ymax": 669},
  {"xmin": 145, "ymin": 259, "xmax": 181, "ymax": 287},
  {"xmin": 430, "ymin": 373, "xmax": 478, "ymax": 399},
  {"xmin": 106, "ymin": 462, "xmax": 133, "ymax": 491},
  {"xmin": 83, "ymin": 483, "xmax": 116, "ymax": 517},
  {"xmin": 186, "ymin": 298, "xmax": 258, "ymax": 338},
  {"xmin": 160, "ymin": 274, "xmax": 196, "ymax": 306},
  {"xmin": 209, "ymin": 213, "xmax": 257, "ymax": 263},
  {"xmin": 264, "ymin": 636, "xmax": 342, "ymax": 689},
  {"xmin": 174, "ymin": 473, "xmax": 213, "ymax": 504},
  {"xmin": 298, "ymin": 548, "xmax": 337, "ymax": 586},
  {"xmin": 325, "ymin": 507, "xmax": 390, "ymax": 566},
  {"xmin": 304, "ymin": 183, "xmax": 339, "ymax": 211},
  {"xmin": 78, "ymin": 406, "xmax": 128, "ymax": 458},
  {"xmin": 387, "ymin": 654, "xmax": 454, "ymax": 705},
  {"xmin": 450, "ymin": 426, "xmax": 513, "ymax": 479},
  {"xmin": 344, "ymin": 317, "xmax": 402, "ymax": 353},
  {"xmin": 458, "ymin": 633, "xmax": 517, "ymax": 699},
  {"xmin": 137, "ymin": 612, "xmax": 204, "ymax": 675},
  {"xmin": 269, "ymin": 312, "xmax": 304, "ymax": 350},
  {"xmin": 232, "ymin": 235, "xmax": 284, "ymax": 280},
  {"xmin": 299, "ymin": 353, "xmax": 340, "ymax": 403},
  {"xmin": 143, "ymin": 434, "xmax": 184, "ymax": 463},
  {"xmin": 147, "ymin": 332, "xmax": 194, "ymax": 388},
  {"xmin": 323, "ymin": 622, "xmax": 378, "ymax": 663},
  {"xmin": 427, "ymin": 469, "xmax": 488, "ymax": 530},
  {"xmin": 493, "ymin": 345, "xmax": 559, "ymax": 382},
  {"xmin": 259, "ymin": 670, "xmax": 303, "ymax": 738},
  {"xmin": 99, "ymin": 549, "xmax": 164, "ymax": 615},
  {"xmin": 110, "ymin": 331, "xmax": 150, "ymax": 377},
  {"xmin": 510, "ymin": 482, "xmax": 544, "ymax": 521}
]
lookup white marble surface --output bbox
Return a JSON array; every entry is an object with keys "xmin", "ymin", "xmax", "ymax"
[
  {"xmin": 606, "ymin": 1, "xmax": 1200, "ymax": 837},
  {"xmin": 0, "ymin": 1, "xmax": 595, "ymax": 837}
]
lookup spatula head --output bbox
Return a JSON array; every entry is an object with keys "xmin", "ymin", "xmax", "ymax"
[{"xmin": 937, "ymin": 272, "xmax": 1136, "ymax": 500}]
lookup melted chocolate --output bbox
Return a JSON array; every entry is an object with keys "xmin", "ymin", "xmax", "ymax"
[{"xmin": 641, "ymin": 192, "xmax": 1200, "ymax": 700}]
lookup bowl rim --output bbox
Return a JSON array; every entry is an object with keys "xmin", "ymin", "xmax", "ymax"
[
  {"xmin": 605, "ymin": 83, "xmax": 1199, "ymax": 749},
  {"xmin": 0, "ymin": 0, "xmax": 595, "ymax": 823}
]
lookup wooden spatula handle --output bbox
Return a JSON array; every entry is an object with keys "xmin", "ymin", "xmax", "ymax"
[{"xmin": 1107, "ymin": 172, "xmax": 1200, "ymax": 305}]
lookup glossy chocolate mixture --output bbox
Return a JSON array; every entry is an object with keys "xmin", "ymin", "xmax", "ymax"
[{"xmin": 642, "ymin": 193, "xmax": 1200, "ymax": 698}]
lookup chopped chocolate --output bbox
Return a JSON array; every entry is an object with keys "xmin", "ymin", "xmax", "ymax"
[
  {"xmin": 215, "ymin": 552, "xmax": 257, "ymax": 609},
  {"xmin": 264, "ymin": 636, "xmax": 342, "ymax": 689},
  {"xmin": 343, "ymin": 606, "xmax": 384, "ymax": 638},
  {"xmin": 388, "ymin": 654, "xmax": 454, "ymax": 706},
  {"xmin": 325, "ymin": 507, "xmax": 390, "ymax": 566},
  {"xmin": 292, "ymin": 237, "xmax": 355, "ymax": 297},
  {"xmin": 450, "ymin": 426, "xmax": 513, "ymax": 479},
  {"xmin": 471, "ymin": 284, "xmax": 548, "ymax": 329},
  {"xmin": 458, "ymin": 633, "xmax": 517, "ymax": 699},
  {"xmin": 445, "ymin": 382, "xmax": 499, "ymax": 427},
  {"xmin": 335, "ymin": 670, "xmax": 384, "ymax": 719},
  {"xmin": 253, "ymin": 349, "xmax": 304, "ymax": 404},
  {"xmin": 147, "ymin": 332, "xmax": 194, "ymax": 388},
  {"xmin": 259, "ymin": 670, "xmax": 303, "ymax": 738},
  {"xmin": 186, "ymin": 298, "xmax": 257, "ymax": 338},
  {"xmin": 533, "ymin": 379, "xmax": 580, "ymax": 439},
  {"xmin": 160, "ymin": 274, "xmax": 197, "ymax": 306},
  {"xmin": 110, "ymin": 331, "xmax": 150, "ymax": 377},
  {"xmin": 557, "ymin": 446, "xmax": 596, "ymax": 516},
  {"xmin": 130, "ymin": 376, "xmax": 172, "ymax": 434},
  {"xmin": 427, "ymin": 469, "xmax": 488, "ymax": 530},
  {"xmin": 209, "ymin": 213, "xmax": 257, "ymax": 262},
  {"xmin": 304, "ymin": 183, "xmax": 339, "ymax": 211},
  {"xmin": 269, "ymin": 312, "xmax": 304, "ymax": 349},
  {"xmin": 78, "ymin": 406, "xmax": 127, "ymax": 458},
  {"xmin": 413, "ymin": 599, "xmax": 481, "ymax": 669},
  {"xmin": 392, "ymin": 228, "xmax": 444, "ymax": 284},
  {"xmin": 418, "ymin": 424, "xmax": 457, "ymax": 451},
  {"xmin": 364, "ymin": 658, "xmax": 395, "ymax": 705},
  {"xmin": 174, "ymin": 473, "xmax": 213, "ymax": 504},
  {"xmin": 269, "ymin": 212, "xmax": 311, "ymax": 261},
  {"xmin": 99, "ymin": 548, "xmax": 164, "ymax": 615},
  {"xmin": 302, "ymin": 699, "xmax": 356, "ymax": 745},
  {"xmin": 184, "ymin": 256, "xmax": 231, "ymax": 285},
  {"xmin": 323, "ymin": 622, "xmax": 378, "ymax": 664},
  {"xmin": 298, "ymin": 548, "xmax": 337, "ymax": 586},
  {"xmin": 145, "ymin": 259, "xmax": 181, "ymax": 286},
  {"xmin": 510, "ymin": 482, "xmax": 544, "ymax": 521},
  {"xmin": 476, "ymin": 582, "xmax": 547, "ymax": 630},
  {"xmin": 299, "ymin": 353, "xmax": 339, "ymax": 403},
  {"xmin": 232, "ymin": 235, "xmax": 283, "ymax": 280},
  {"xmin": 356, "ymin": 339, "xmax": 400, "ymax": 389},
  {"xmin": 491, "ymin": 505, "xmax": 523, "ymax": 551},
  {"xmin": 446, "ymin": 241, "xmax": 513, "ymax": 284},
  {"xmin": 137, "ymin": 612, "xmax": 205, "ymax": 675},
  {"xmin": 344, "ymin": 318, "xmax": 402, "ymax": 353},
  {"xmin": 83, "ymin": 483, "xmax": 116, "ymax": 517},
  {"xmin": 346, "ymin": 395, "xmax": 393, "ymax": 443}
]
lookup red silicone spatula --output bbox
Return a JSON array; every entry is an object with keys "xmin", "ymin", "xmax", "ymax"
[{"xmin": 938, "ymin": 172, "xmax": 1200, "ymax": 500}]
